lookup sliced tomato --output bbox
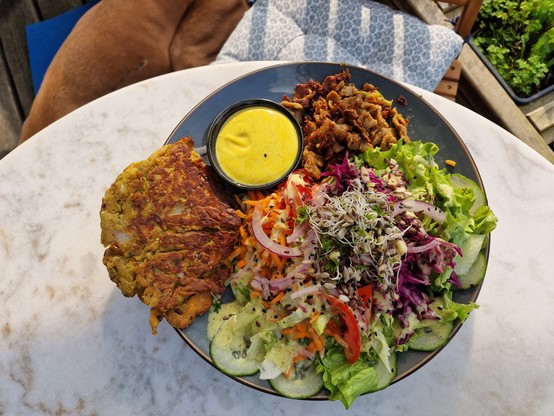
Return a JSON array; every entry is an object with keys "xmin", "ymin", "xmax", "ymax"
[
  {"xmin": 323, "ymin": 294, "xmax": 361, "ymax": 364},
  {"xmin": 357, "ymin": 284, "xmax": 373, "ymax": 330},
  {"xmin": 358, "ymin": 284, "xmax": 373, "ymax": 305}
]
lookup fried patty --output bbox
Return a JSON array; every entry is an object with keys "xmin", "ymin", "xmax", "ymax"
[{"xmin": 100, "ymin": 137, "xmax": 240, "ymax": 334}]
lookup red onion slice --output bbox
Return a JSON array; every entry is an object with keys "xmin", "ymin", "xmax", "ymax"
[
  {"xmin": 297, "ymin": 346, "xmax": 316, "ymax": 360},
  {"xmin": 252, "ymin": 205, "xmax": 302, "ymax": 258},
  {"xmin": 393, "ymin": 199, "xmax": 446, "ymax": 224},
  {"xmin": 251, "ymin": 275, "xmax": 271, "ymax": 298},
  {"xmin": 268, "ymin": 276, "xmax": 296, "ymax": 292},
  {"xmin": 406, "ymin": 239, "xmax": 440, "ymax": 253},
  {"xmin": 290, "ymin": 284, "xmax": 322, "ymax": 299},
  {"xmin": 286, "ymin": 222, "xmax": 308, "ymax": 244}
]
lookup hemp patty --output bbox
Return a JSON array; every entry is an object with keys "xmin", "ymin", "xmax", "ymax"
[{"xmin": 100, "ymin": 137, "xmax": 240, "ymax": 334}]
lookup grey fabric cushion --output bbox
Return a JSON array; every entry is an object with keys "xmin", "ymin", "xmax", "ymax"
[{"xmin": 215, "ymin": 0, "xmax": 463, "ymax": 91}]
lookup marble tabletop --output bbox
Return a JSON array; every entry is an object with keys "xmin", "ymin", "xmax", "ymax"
[{"xmin": 1, "ymin": 61, "xmax": 553, "ymax": 416}]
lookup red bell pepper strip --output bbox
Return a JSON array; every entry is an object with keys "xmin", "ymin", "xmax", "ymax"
[{"xmin": 323, "ymin": 294, "xmax": 361, "ymax": 364}]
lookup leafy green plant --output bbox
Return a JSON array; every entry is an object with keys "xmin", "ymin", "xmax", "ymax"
[{"xmin": 473, "ymin": 0, "xmax": 553, "ymax": 97}]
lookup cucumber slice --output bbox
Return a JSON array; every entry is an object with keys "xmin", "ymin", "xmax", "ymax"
[
  {"xmin": 408, "ymin": 319, "xmax": 455, "ymax": 351},
  {"xmin": 454, "ymin": 234, "xmax": 486, "ymax": 275},
  {"xmin": 209, "ymin": 315, "xmax": 259, "ymax": 377},
  {"xmin": 269, "ymin": 363, "xmax": 324, "ymax": 399},
  {"xmin": 207, "ymin": 301, "xmax": 242, "ymax": 341},
  {"xmin": 458, "ymin": 252, "xmax": 487, "ymax": 289},
  {"xmin": 450, "ymin": 173, "xmax": 486, "ymax": 215},
  {"xmin": 373, "ymin": 351, "xmax": 397, "ymax": 392}
]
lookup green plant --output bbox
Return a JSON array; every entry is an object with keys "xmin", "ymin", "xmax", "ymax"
[{"xmin": 473, "ymin": 0, "xmax": 554, "ymax": 97}]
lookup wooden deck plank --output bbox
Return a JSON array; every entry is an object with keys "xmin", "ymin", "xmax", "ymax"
[
  {"xmin": 0, "ymin": 0, "xmax": 87, "ymax": 157},
  {"xmin": 0, "ymin": 0, "xmax": 40, "ymax": 118},
  {"xmin": 35, "ymin": 0, "xmax": 86, "ymax": 20},
  {"xmin": 0, "ymin": 42, "xmax": 21, "ymax": 159},
  {"xmin": 526, "ymin": 101, "xmax": 554, "ymax": 134},
  {"xmin": 540, "ymin": 127, "xmax": 554, "ymax": 145}
]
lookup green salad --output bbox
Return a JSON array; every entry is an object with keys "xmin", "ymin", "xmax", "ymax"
[{"xmin": 206, "ymin": 140, "xmax": 497, "ymax": 408}]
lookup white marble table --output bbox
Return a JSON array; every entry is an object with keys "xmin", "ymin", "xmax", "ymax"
[{"xmin": 2, "ymin": 61, "xmax": 553, "ymax": 416}]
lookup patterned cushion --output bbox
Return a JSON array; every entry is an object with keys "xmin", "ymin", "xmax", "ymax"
[{"xmin": 215, "ymin": 0, "xmax": 463, "ymax": 91}]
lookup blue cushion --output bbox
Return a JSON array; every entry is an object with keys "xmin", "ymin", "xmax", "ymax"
[{"xmin": 215, "ymin": 0, "xmax": 463, "ymax": 91}]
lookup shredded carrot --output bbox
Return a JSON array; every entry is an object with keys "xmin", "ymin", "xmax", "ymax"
[
  {"xmin": 445, "ymin": 159, "xmax": 457, "ymax": 167},
  {"xmin": 281, "ymin": 327, "xmax": 296, "ymax": 336},
  {"xmin": 235, "ymin": 209, "xmax": 250, "ymax": 219},
  {"xmin": 230, "ymin": 184, "xmax": 302, "ymax": 308},
  {"xmin": 269, "ymin": 252, "xmax": 285, "ymax": 271},
  {"xmin": 250, "ymin": 290, "xmax": 262, "ymax": 299},
  {"xmin": 230, "ymin": 245, "xmax": 246, "ymax": 259},
  {"xmin": 271, "ymin": 291, "xmax": 286, "ymax": 304},
  {"xmin": 310, "ymin": 311, "xmax": 320, "ymax": 324},
  {"xmin": 283, "ymin": 366, "xmax": 293, "ymax": 379},
  {"xmin": 247, "ymin": 190, "xmax": 266, "ymax": 201},
  {"xmin": 307, "ymin": 325, "xmax": 325, "ymax": 353},
  {"xmin": 244, "ymin": 200, "xmax": 262, "ymax": 207},
  {"xmin": 293, "ymin": 355, "xmax": 305, "ymax": 363}
]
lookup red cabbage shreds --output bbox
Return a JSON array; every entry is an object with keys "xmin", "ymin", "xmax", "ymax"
[
  {"xmin": 365, "ymin": 168, "xmax": 391, "ymax": 197},
  {"xmin": 448, "ymin": 272, "xmax": 463, "ymax": 288},
  {"xmin": 322, "ymin": 156, "xmax": 398, "ymax": 206},
  {"xmin": 321, "ymin": 154, "xmax": 359, "ymax": 195},
  {"xmin": 398, "ymin": 261, "xmax": 430, "ymax": 286}
]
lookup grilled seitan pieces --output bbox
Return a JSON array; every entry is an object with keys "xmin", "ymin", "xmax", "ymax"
[{"xmin": 100, "ymin": 137, "xmax": 240, "ymax": 334}]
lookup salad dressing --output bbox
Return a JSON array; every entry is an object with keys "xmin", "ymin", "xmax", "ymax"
[{"xmin": 214, "ymin": 106, "xmax": 300, "ymax": 186}]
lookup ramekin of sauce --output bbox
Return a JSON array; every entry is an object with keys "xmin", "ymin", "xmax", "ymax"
[{"xmin": 206, "ymin": 99, "xmax": 303, "ymax": 190}]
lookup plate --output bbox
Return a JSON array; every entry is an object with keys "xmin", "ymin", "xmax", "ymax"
[{"xmin": 166, "ymin": 62, "xmax": 486, "ymax": 399}]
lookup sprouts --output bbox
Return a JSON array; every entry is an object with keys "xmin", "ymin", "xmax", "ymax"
[{"xmin": 307, "ymin": 181, "xmax": 405, "ymax": 288}]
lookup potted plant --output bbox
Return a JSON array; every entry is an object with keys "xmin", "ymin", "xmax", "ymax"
[{"xmin": 471, "ymin": 0, "xmax": 553, "ymax": 104}]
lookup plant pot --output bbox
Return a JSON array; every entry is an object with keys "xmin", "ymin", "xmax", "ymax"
[{"xmin": 469, "ymin": 40, "xmax": 554, "ymax": 106}]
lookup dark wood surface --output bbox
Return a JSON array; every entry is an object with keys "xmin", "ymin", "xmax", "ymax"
[{"xmin": 0, "ymin": 0, "xmax": 85, "ymax": 159}]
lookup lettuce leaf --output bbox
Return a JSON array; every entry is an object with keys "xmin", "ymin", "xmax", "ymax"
[
  {"xmin": 315, "ymin": 347, "xmax": 378, "ymax": 409},
  {"xmin": 432, "ymin": 292, "xmax": 479, "ymax": 323}
]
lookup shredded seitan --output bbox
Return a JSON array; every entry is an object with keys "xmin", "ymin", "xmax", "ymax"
[{"xmin": 281, "ymin": 69, "xmax": 410, "ymax": 179}]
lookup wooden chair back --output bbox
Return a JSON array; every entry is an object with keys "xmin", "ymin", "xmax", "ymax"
[{"xmin": 436, "ymin": 0, "xmax": 484, "ymax": 39}]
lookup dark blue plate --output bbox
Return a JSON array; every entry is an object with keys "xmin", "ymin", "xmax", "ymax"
[{"xmin": 167, "ymin": 61, "xmax": 486, "ymax": 400}]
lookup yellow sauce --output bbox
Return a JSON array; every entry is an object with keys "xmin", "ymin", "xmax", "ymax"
[{"xmin": 214, "ymin": 106, "xmax": 300, "ymax": 186}]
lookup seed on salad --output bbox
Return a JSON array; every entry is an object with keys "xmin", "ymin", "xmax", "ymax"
[{"xmin": 395, "ymin": 240, "xmax": 407, "ymax": 255}]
